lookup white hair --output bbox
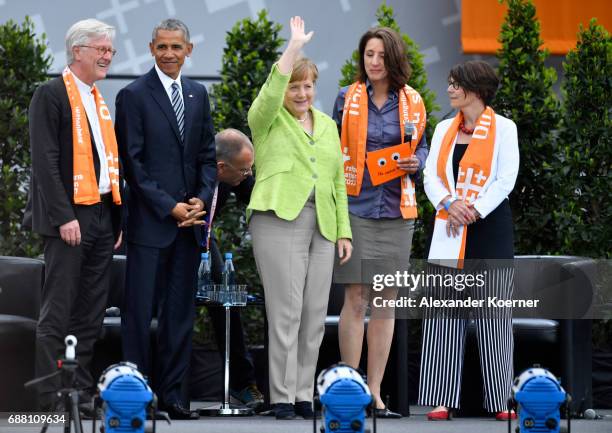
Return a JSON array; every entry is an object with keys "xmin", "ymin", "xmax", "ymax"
[{"xmin": 65, "ymin": 19, "xmax": 115, "ymax": 65}]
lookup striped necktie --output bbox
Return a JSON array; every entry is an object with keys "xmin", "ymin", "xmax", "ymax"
[{"xmin": 171, "ymin": 82, "xmax": 184, "ymax": 141}]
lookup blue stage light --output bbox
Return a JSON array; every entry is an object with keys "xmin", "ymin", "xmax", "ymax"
[
  {"xmin": 97, "ymin": 362, "xmax": 154, "ymax": 433},
  {"xmin": 316, "ymin": 363, "xmax": 373, "ymax": 433},
  {"xmin": 511, "ymin": 367, "xmax": 569, "ymax": 433}
]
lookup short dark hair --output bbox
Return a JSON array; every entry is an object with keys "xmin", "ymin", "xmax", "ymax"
[
  {"xmin": 448, "ymin": 60, "xmax": 499, "ymax": 106},
  {"xmin": 215, "ymin": 128, "xmax": 253, "ymax": 163},
  {"xmin": 152, "ymin": 18, "xmax": 190, "ymax": 43},
  {"xmin": 356, "ymin": 27, "xmax": 411, "ymax": 91}
]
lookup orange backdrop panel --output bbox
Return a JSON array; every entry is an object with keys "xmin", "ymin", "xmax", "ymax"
[{"xmin": 462, "ymin": 0, "xmax": 611, "ymax": 54}]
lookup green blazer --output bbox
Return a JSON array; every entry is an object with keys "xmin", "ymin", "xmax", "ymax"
[{"xmin": 247, "ymin": 65, "xmax": 351, "ymax": 242}]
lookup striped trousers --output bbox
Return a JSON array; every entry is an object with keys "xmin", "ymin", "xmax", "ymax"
[{"xmin": 418, "ymin": 265, "xmax": 515, "ymax": 412}]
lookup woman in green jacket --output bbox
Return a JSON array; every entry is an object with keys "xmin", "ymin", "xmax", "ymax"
[{"xmin": 247, "ymin": 16, "xmax": 352, "ymax": 420}]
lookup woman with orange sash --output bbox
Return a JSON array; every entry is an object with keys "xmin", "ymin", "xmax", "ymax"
[
  {"xmin": 332, "ymin": 27, "xmax": 428, "ymax": 418},
  {"xmin": 418, "ymin": 60, "xmax": 519, "ymax": 421}
]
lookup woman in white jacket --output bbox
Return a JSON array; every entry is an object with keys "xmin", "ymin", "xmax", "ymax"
[{"xmin": 418, "ymin": 60, "xmax": 519, "ymax": 421}]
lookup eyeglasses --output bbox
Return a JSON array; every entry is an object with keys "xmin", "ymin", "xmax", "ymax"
[
  {"xmin": 225, "ymin": 161, "xmax": 252, "ymax": 177},
  {"xmin": 448, "ymin": 80, "xmax": 460, "ymax": 90},
  {"xmin": 79, "ymin": 45, "xmax": 117, "ymax": 57}
]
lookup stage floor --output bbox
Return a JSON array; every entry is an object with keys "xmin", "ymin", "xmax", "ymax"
[{"xmin": 2, "ymin": 406, "xmax": 610, "ymax": 433}]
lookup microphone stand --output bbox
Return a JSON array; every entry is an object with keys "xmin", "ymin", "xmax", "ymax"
[{"xmin": 24, "ymin": 336, "xmax": 85, "ymax": 433}]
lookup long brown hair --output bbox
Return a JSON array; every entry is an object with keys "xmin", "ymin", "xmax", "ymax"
[{"xmin": 356, "ymin": 27, "xmax": 411, "ymax": 91}]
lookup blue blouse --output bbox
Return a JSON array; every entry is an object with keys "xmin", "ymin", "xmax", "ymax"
[{"xmin": 332, "ymin": 82, "xmax": 429, "ymax": 219}]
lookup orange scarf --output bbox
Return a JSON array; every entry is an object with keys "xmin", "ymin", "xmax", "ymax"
[
  {"xmin": 62, "ymin": 67, "xmax": 121, "ymax": 205},
  {"xmin": 340, "ymin": 82, "xmax": 426, "ymax": 219},
  {"xmin": 433, "ymin": 106, "xmax": 496, "ymax": 265}
]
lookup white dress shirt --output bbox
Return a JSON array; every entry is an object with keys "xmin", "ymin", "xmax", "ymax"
[
  {"xmin": 72, "ymin": 71, "xmax": 111, "ymax": 194},
  {"xmin": 154, "ymin": 63, "xmax": 183, "ymax": 105}
]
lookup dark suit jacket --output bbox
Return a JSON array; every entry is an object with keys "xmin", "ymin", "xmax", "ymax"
[
  {"xmin": 208, "ymin": 175, "xmax": 254, "ymax": 280},
  {"xmin": 216, "ymin": 175, "xmax": 254, "ymax": 213},
  {"xmin": 115, "ymin": 67, "xmax": 216, "ymax": 248},
  {"xmin": 25, "ymin": 76, "xmax": 122, "ymax": 239}
]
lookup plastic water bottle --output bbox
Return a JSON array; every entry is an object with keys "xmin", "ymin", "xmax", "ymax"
[
  {"xmin": 196, "ymin": 252, "xmax": 212, "ymax": 302},
  {"xmin": 221, "ymin": 253, "xmax": 236, "ymax": 305}
]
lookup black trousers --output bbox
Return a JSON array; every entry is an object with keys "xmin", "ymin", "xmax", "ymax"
[
  {"xmin": 122, "ymin": 228, "xmax": 199, "ymax": 406},
  {"xmin": 35, "ymin": 201, "xmax": 114, "ymax": 408}
]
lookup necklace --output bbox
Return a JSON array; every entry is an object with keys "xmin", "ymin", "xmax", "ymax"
[
  {"xmin": 297, "ymin": 112, "xmax": 309, "ymax": 123},
  {"xmin": 459, "ymin": 121, "xmax": 474, "ymax": 135}
]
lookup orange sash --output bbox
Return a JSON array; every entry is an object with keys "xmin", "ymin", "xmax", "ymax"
[
  {"xmin": 62, "ymin": 67, "xmax": 121, "ymax": 205},
  {"xmin": 430, "ymin": 107, "xmax": 496, "ymax": 267},
  {"xmin": 340, "ymin": 82, "xmax": 426, "ymax": 219}
]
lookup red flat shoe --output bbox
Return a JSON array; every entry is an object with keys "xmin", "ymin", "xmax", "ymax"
[
  {"xmin": 427, "ymin": 407, "xmax": 452, "ymax": 421},
  {"xmin": 495, "ymin": 410, "xmax": 517, "ymax": 421}
]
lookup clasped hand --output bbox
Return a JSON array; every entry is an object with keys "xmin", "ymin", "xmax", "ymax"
[
  {"xmin": 446, "ymin": 200, "xmax": 480, "ymax": 237},
  {"xmin": 171, "ymin": 197, "xmax": 206, "ymax": 227}
]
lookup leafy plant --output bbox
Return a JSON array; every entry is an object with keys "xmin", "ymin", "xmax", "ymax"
[
  {"xmin": 552, "ymin": 19, "xmax": 611, "ymax": 259},
  {"xmin": 0, "ymin": 17, "xmax": 51, "ymax": 257},
  {"xmin": 493, "ymin": 0, "xmax": 560, "ymax": 255},
  {"xmin": 338, "ymin": 1, "xmax": 439, "ymax": 258},
  {"xmin": 209, "ymin": 10, "xmax": 284, "ymax": 137},
  {"xmin": 195, "ymin": 10, "xmax": 284, "ymax": 346}
]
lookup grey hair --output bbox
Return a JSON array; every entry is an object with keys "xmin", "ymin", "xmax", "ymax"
[
  {"xmin": 152, "ymin": 18, "xmax": 191, "ymax": 43},
  {"xmin": 215, "ymin": 129, "xmax": 253, "ymax": 162},
  {"xmin": 65, "ymin": 19, "xmax": 115, "ymax": 65}
]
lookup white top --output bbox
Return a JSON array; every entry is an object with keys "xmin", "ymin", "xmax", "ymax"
[
  {"xmin": 154, "ymin": 63, "xmax": 183, "ymax": 104},
  {"xmin": 72, "ymin": 70, "xmax": 111, "ymax": 194},
  {"xmin": 423, "ymin": 113, "xmax": 520, "ymax": 219}
]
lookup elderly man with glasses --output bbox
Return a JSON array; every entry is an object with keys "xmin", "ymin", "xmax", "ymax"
[{"xmin": 24, "ymin": 18, "xmax": 123, "ymax": 411}]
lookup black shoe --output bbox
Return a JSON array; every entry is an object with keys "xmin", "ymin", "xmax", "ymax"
[
  {"xmin": 273, "ymin": 403, "xmax": 296, "ymax": 420},
  {"xmin": 294, "ymin": 401, "xmax": 319, "ymax": 419},
  {"xmin": 372, "ymin": 406, "xmax": 402, "ymax": 419},
  {"xmin": 161, "ymin": 402, "xmax": 200, "ymax": 420},
  {"xmin": 78, "ymin": 402, "xmax": 103, "ymax": 421},
  {"xmin": 77, "ymin": 389, "xmax": 94, "ymax": 404}
]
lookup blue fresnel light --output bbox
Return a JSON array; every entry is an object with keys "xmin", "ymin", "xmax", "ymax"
[
  {"xmin": 510, "ymin": 366, "xmax": 571, "ymax": 433},
  {"xmin": 97, "ymin": 362, "xmax": 154, "ymax": 433},
  {"xmin": 315, "ymin": 363, "xmax": 374, "ymax": 433}
]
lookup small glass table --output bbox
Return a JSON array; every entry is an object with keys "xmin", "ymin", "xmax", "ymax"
[{"xmin": 196, "ymin": 284, "xmax": 253, "ymax": 416}]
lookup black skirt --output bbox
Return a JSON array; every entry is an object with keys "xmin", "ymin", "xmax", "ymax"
[{"xmin": 464, "ymin": 198, "xmax": 514, "ymax": 259}]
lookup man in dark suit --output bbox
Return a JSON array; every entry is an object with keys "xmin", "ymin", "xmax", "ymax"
[
  {"xmin": 115, "ymin": 18, "xmax": 216, "ymax": 420},
  {"xmin": 25, "ymin": 18, "xmax": 123, "ymax": 410},
  {"xmin": 202, "ymin": 129, "xmax": 263, "ymax": 410}
]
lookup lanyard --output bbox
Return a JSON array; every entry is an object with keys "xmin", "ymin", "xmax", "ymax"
[{"xmin": 202, "ymin": 183, "xmax": 219, "ymax": 252}]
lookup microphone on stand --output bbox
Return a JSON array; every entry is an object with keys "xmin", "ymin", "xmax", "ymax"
[{"xmin": 403, "ymin": 122, "xmax": 415, "ymax": 144}]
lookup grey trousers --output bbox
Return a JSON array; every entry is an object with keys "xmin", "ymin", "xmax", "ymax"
[{"xmin": 250, "ymin": 201, "xmax": 334, "ymax": 404}]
